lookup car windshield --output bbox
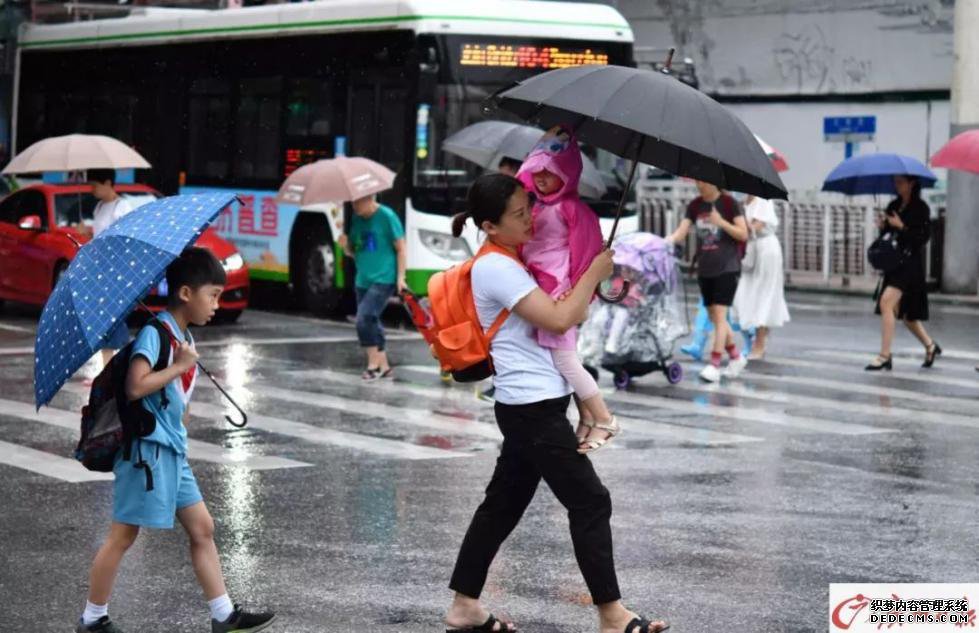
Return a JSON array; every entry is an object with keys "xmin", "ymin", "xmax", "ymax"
[{"xmin": 54, "ymin": 191, "xmax": 159, "ymax": 227}]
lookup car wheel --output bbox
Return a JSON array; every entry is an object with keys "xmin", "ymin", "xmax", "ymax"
[{"xmin": 299, "ymin": 239, "xmax": 344, "ymax": 318}]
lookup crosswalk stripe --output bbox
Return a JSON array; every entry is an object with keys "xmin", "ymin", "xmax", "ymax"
[
  {"xmin": 187, "ymin": 399, "xmax": 472, "ymax": 460},
  {"xmin": 195, "ymin": 333, "xmax": 422, "ymax": 348},
  {"xmin": 3, "ymin": 395, "xmax": 311, "ymax": 471},
  {"xmin": 605, "ymin": 390, "xmax": 894, "ymax": 436},
  {"xmin": 768, "ymin": 354, "xmax": 979, "ymax": 389},
  {"xmin": 197, "ymin": 381, "xmax": 504, "ymax": 441},
  {"xmin": 894, "ymin": 347, "xmax": 979, "ymax": 363},
  {"xmin": 290, "ymin": 368, "xmax": 764, "ymax": 446},
  {"xmin": 672, "ymin": 381, "xmax": 979, "ymax": 430},
  {"xmin": 0, "ymin": 321, "xmax": 33, "ymax": 333},
  {"xmin": 0, "ymin": 439, "xmax": 113, "ymax": 483},
  {"xmin": 738, "ymin": 371, "xmax": 979, "ymax": 412},
  {"xmin": 401, "ymin": 364, "xmax": 892, "ymax": 436}
]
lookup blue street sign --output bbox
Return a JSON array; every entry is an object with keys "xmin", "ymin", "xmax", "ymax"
[{"xmin": 824, "ymin": 116, "xmax": 876, "ymax": 142}]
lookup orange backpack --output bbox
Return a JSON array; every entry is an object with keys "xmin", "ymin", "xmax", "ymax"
[{"xmin": 427, "ymin": 241, "xmax": 524, "ymax": 382}]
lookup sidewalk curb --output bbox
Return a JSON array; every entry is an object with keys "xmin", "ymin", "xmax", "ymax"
[{"xmin": 786, "ymin": 283, "xmax": 979, "ymax": 308}]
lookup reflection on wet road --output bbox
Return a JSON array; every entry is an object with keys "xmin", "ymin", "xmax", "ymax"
[{"xmin": 0, "ymin": 294, "xmax": 977, "ymax": 632}]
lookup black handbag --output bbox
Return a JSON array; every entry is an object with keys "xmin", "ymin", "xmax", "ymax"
[{"xmin": 867, "ymin": 230, "xmax": 906, "ymax": 273}]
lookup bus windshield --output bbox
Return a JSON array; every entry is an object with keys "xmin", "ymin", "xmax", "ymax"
[{"xmin": 412, "ymin": 35, "xmax": 635, "ymax": 217}]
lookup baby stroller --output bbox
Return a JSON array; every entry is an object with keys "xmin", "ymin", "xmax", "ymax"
[{"xmin": 579, "ymin": 232, "xmax": 689, "ymax": 389}]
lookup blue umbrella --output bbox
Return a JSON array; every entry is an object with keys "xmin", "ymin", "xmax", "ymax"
[
  {"xmin": 34, "ymin": 192, "xmax": 239, "ymax": 412},
  {"xmin": 822, "ymin": 153, "xmax": 937, "ymax": 195}
]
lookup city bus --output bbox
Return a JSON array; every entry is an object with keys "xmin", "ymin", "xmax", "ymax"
[{"xmin": 13, "ymin": 0, "xmax": 638, "ymax": 315}]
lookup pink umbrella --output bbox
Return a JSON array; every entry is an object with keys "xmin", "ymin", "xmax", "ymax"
[
  {"xmin": 277, "ymin": 157, "xmax": 395, "ymax": 205},
  {"xmin": 753, "ymin": 134, "xmax": 789, "ymax": 173},
  {"xmin": 931, "ymin": 129, "xmax": 979, "ymax": 175}
]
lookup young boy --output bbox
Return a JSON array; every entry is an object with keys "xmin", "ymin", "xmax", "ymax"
[{"xmin": 76, "ymin": 247, "xmax": 276, "ymax": 633}]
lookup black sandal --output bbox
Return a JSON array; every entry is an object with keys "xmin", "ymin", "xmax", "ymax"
[
  {"xmin": 446, "ymin": 614, "xmax": 516, "ymax": 632},
  {"xmin": 625, "ymin": 616, "xmax": 671, "ymax": 633}
]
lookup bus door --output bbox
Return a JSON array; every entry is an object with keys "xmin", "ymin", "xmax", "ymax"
[{"xmin": 346, "ymin": 73, "xmax": 409, "ymax": 212}]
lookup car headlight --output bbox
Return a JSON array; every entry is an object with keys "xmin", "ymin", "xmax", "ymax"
[
  {"xmin": 222, "ymin": 253, "xmax": 245, "ymax": 272},
  {"xmin": 418, "ymin": 229, "xmax": 472, "ymax": 262}
]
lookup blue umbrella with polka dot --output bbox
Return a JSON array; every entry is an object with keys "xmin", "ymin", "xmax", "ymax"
[{"xmin": 34, "ymin": 192, "xmax": 238, "ymax": 411}]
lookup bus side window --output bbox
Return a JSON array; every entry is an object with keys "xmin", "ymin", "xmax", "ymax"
[{"xmin": 187, "ymin": 79, "xmax": 232, "ymax": 181}]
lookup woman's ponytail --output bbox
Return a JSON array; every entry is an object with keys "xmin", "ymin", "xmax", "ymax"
[{"xmin": 451, "ymin": 211, "xmax": 470, "ymax": 238}]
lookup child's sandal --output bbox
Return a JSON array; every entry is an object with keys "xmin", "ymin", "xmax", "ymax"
[{"xmin": 578, "ymin": 415, "xmax": 620, "ymax": 454}]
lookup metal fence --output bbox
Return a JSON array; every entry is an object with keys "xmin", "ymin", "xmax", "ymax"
[{"xmin": 636, "ymin": 176, "xmax": 943, "ymax": 287}]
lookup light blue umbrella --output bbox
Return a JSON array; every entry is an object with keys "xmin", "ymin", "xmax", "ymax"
[
  {"xmin": 33, "ymin": 192, "xmax": 243, "ymax": 421},
  {"xmin": 822, "ymin": 153, "xmax": 937, "ymax": 195}
]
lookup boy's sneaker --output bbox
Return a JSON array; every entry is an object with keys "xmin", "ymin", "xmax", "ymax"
[
  {"xmin": 699, "ymin": 364, "xmax": 722, "ymax": 383},
  {"xmin": 211, "ymin": 604, "xmax": 276, "ymax": 633},
  {"xmin": 723, "ymin": 356, "xmax": 748, "ymax": 379},
  {"xmin": 76, "ymin": 616, "xmax": 124, "ymax": 633}
]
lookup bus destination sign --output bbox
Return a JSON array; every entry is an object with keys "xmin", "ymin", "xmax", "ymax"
[{"xmin": 459, "ymin": 43, "xmax": 610, "ymax": 69}]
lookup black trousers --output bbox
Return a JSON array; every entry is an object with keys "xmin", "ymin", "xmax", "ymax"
[{"xmin": 449, "ymin": 395, "xmax": 621, "ymax": 605}]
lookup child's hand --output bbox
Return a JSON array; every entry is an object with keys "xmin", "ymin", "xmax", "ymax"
[
  {"xmin": 173, "ymin": 342, "xmax": 199, "ymax": 372},
  {"xmin": 556, "ymin": 289, "xmax": 573, "ymax": 302},
  {"xmin": 337, "ymin": 234, "xmax": 348, "ymax": 250}
]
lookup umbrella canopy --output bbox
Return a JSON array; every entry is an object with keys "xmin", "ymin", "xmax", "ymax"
[
  {"xmin": 34, "ymin": 192, "xmax": 236, "ymax": 409},
  {"xmin": 3, "ymin": 134, "xmax": 151, "ymax": 175},
  {"xmin": 753, "ymin": 134, "xmax": 789, "ymax": 173},
  {"xmin": 442, "ymin": 120, "xmax": 607, "ymax": 198},
  {"xmin": 822, "ymin": 153, "xmax": 937, "ymax": 196},
  {"xmin": 931, "ymin": 129, "xmax": 979, "ymax": 175},
  {"xmin": 277, "ymin": 157, "xmax": 395, "ymax": 206},
  {"xmin": 491, "ymin": 64, "xmax": 788, "ymax": 200}
]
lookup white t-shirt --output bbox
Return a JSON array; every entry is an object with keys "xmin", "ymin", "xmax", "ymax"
[
  {"xmin": 92, "ymin": 197, "xmax": 133, "ymax": 236},
  {"xmin": 471, "ymin": 253, "xmax": 571, "ymax": 405}
]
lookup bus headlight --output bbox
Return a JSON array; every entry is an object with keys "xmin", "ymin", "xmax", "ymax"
[
  {"xmin": 418, "ymin": 229, "xmax": 472, "ymax": 261},
  {"xmin": 222, "ymin": 253, "xmax": 245, "ymax": 272}
]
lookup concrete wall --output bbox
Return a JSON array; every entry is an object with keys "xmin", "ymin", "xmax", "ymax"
[
  {"xmin": 723, "ymin": 99, "xmax": 950, "ymax": 192},
  {"xmin": 618, "ymin": 0, "xmax": 955, "ymax": 96}
]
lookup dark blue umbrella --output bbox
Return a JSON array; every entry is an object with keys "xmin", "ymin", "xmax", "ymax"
[
  {"xmin": 34, "ymin": 192, "xmax": 237, "ymax": 411},
  {"xmin": 822, "ymin": 153, "xmax": 937, "ymax": 195}
]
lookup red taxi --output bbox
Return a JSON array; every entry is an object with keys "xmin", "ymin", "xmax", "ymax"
[{"xmin": 0, "ymin": 183, "xmax": 249, "ymax": 321}]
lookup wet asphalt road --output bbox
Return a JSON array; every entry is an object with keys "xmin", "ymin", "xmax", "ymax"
[{"xmin": 0, "ymin": 291, "xmax": 977, "ymax": 633}]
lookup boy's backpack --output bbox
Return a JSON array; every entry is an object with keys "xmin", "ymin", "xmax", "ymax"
[
  {"xmin": 427, "ymin": 241, "xmax": 523, "ymax": 383},
  {"xmin": 75, "ymin": 320, "xmax": 172, "ymax": 491}
]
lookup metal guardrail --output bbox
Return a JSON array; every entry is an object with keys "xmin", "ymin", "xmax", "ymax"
[{"xmin": 636, "ymin": 177, "xmax": 942, "ymax": 287}]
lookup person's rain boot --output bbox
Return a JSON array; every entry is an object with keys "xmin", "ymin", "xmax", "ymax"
[{"xmin": 680, "ymin": 303, "xmax": 712, "ymax": 361}]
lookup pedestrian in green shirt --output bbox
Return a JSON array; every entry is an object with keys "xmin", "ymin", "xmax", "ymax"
[{"xmin": 338, "ymin": 194, "xmax": 407, "ymax": 380}]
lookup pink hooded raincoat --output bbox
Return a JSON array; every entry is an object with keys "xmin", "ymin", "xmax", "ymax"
[{"xmin": 517, "ymin": 129, "xmax": 604, "ymax": 350}]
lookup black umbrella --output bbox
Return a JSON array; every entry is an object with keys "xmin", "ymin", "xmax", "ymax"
[{"xmin": 490, "ymin": 60, "xmax": 789, "ymax": 247}]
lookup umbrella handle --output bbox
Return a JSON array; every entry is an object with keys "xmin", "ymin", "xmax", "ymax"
[
  {"xmin": 195, "ymin": 360, "xmax": 249, "ymax": 428},
  {"xmin": 136, "ymin": 300, "xmax": 248, "ymax": 428},
  {"xmin": 598, "ymin": 280, "xmax": 630, "ymax": 304}
]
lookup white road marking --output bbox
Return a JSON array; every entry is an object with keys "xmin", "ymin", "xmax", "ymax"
[
  {"xmin": 289, "ymin": 368, "xmax": 764, "ymax": 446},
  {"xmin": 0, "ymin": 439, "xmax": 112, "ymax": 483},
  {"xmin": 3, "ymin": 395, "xmax": 310, "ymax": 471}
]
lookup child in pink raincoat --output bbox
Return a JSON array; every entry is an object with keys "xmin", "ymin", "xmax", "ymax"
[{"xmin": 517, "ymin": 126, "xmax": 619, "ymax": 453}]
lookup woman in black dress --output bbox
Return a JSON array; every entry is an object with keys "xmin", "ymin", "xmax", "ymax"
[{"xmin": 866, "ymin": 175, "xmax": 941, "ymax": 370}]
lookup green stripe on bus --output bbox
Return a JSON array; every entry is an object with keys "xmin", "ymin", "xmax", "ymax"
[
  {"xmin": 249, "ymin": 268, "xmax": 290, "ymax": 283},
  {"xmin": 334, "ymin": 242, "xmax": 346, "ymax": 289},
  {"xmin": 406, "ymin": 268, "xmax": 440, "ymax": 296},
  {"xmin": 21, "ymin": 14, "xmax": 630, "ymax": 49}
]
